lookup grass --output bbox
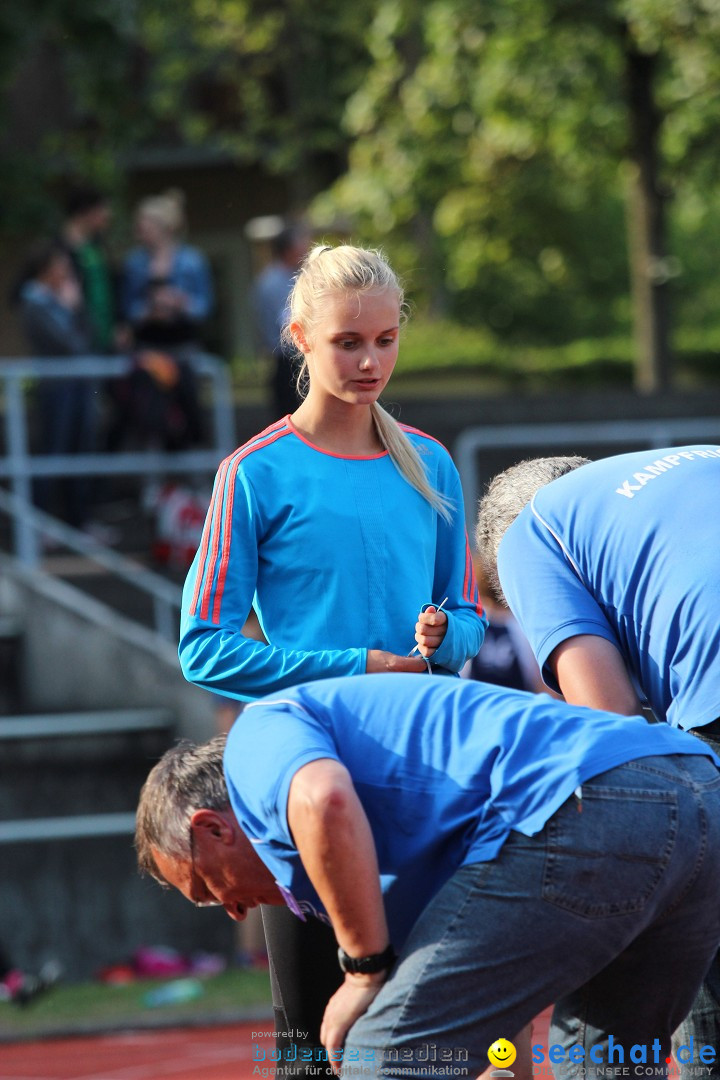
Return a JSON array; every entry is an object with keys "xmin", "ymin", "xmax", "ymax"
[{"xmin": 0, "ymin": 967, "xmax": 273, "ymax": 1042}]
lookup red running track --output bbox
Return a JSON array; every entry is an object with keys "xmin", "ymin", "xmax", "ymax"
[
  {"xmin": 0, "ymin": 1011, "xmax": 678, "ymax": 1080},
  {"xmin": 0, "ymin": 1023, "xmax": 273, "ymax": 1080}
]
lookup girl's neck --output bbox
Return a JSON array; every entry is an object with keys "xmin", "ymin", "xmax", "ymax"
[{"xmin": 291, "ymin": 399, "xmax": 383, "ymax": 456}]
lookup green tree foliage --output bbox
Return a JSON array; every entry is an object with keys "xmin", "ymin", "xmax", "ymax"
[
  {"xmin": 4, "ymin": 0, "xmax": 720, "ymax": 386},
  {"xmin": 0, "ymin": 0, "xmax": 374, "ymax": 229},
  {"xmin": 314, "ymin": 0, "xmax": 720, "ymax": 370},
  {"xmin": 0, "ymin": 0, "xmax": 139, "ymax": 229},
  {"xmin": 136, "ymin": 0, "xmax": 375, "ymax": 198}
]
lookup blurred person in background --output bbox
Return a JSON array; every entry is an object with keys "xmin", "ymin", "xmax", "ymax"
[
  {"xmin": 14, "ymin": 241, "xmax": 99, "ymax": 533},
  {"xmin": 251, "ymin": 224, "xmax": 310, "ymax": 418},
  {"xmin": 59, "ymin": 185, "xmax": 118, "ymax": 356},
  {"xmin": 462, "ymin": 553, "xmax": 545, "ymax": 693},
  {"xmin": 121, "ymin": 188, "xmax": 214, "ymax": 351},
  {"xmin": 114, "ymin": 189, "xmax": 214, "ymax": 453}
]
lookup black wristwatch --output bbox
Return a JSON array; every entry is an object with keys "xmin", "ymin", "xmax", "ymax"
[{"xmin": 337, "ymin": 944, "xmax": 397, "ymax": 975}]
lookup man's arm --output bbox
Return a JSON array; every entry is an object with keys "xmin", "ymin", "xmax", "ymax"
[
  {"xmin": 287, "ymin": 759, "xmax": 391, "ymax": 1065},
  {"xmin": 550, "ymin": 634, "xmax": 644, "ymax": 715}
]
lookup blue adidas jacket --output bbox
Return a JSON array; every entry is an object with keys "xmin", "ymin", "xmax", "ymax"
[{"xmin": 179, "ymin": 416, "xmax": 486, "ymax": 700}]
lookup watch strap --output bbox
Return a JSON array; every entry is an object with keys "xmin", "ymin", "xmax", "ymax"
[{"xmin": 337, "ymin": 943, "xmax": 397, "ymax": 975}]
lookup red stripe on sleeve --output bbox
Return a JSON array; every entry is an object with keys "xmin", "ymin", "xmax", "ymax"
[
  {"xmin": 463, "ymin": 541, "xmax": 471, "ymax": 604},
  {"xmin": 198, "ymin": 457, "xmax": 233, "ymax": 621},
  {"xmin": 191, "ymin": 420, "xmax": 289, "ymax": 621},
  {"xmin": 189, "ymin": 456, "xmax": 231, "ymax": 617},
  {"xmin": 206, "ymin": 425, "xmax": 292, "ymax": 625},
  {"xmin": 210, "ymin": 457, "xmax": 238, "ymax": 624}
]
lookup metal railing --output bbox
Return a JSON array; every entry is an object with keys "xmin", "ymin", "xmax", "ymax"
[
  {"xmin": 0, "ymin": 352, "xmax": 236, "ymax": 638},
  {"xmin": 0, "ymin": 487, "xmax": 184, "ymax": 639},
  {"xmin": 0, "ymin": 708, "xmax": 173, "ymax": 843},
  {"xmin": 455, "ymin": 416, "xmax": 720, "ymax": 530}
]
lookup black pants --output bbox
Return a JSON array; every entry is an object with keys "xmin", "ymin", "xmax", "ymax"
[
  {"xmin": 271, "ymin": 347, "xmax": 302, "ymax": 418},
  {"xmin": 261, "ymin": 905, "xmax": 342, "ymax": 1078}
]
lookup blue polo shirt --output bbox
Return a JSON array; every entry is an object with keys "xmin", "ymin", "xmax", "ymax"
[
  {"xmin": 224, "ymin": 673, "xmax": 713, "ymax": 946},
  {"xmin": 498, "ymin": 445, "xmax": 720, "ymax": 730}
]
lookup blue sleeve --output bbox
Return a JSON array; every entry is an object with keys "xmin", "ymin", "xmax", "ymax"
[
  {"xmin": 498, "ymin": 505, "xmax": 619, "ymax": 690},
  {"xmin": 224, "ymin": 702, "xmax": 340, "ymax": 846},
  {"xmin": 177, "ymin": 247, "xmax": 214, "ymax": 321},
  {"xmin": 424, "ymin": 454, "xmax": 487, "ymax": 672},
  {"xmin": 178, "ymin": 456, "xmax": 367, "ymax": 701}
]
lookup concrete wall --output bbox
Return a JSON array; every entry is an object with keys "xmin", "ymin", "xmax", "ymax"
[
  {"xmin": 1, "ymin": 721, "xmax": 236, "ymax": 983},
  {"xmin": 234, "ymin": 386, "xmax": 720, "ymax": 464},
  {"xmin": 0, "ymin": 553, "xmax": 216, "ymax": 738},
  {"xmin": 0, "ymin": 554, "xmax": 236, "ymax": 981}
]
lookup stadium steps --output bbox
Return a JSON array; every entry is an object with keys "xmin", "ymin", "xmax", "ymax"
[
  {"xmin": 0, "ymin": 541, "xmax": 235, "ymax": 981},
  {"xmin": 0, "ymin": 707, "xmax": 175, "ymax": 845}
]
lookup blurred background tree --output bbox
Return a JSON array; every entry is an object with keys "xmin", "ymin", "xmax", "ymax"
[
  {"xmin": 0, "ymin": 0, "xmax": 374, "ymax": 227},
  {"xmin": 314, "ymin": 0, "xmax": 720, "ymax": 391},
  {"xmin": 2, "ymin": 0, "xmax": 720, "ymax": 390}
]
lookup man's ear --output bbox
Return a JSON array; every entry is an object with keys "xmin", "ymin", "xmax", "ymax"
[
  {"xmin": 289, "ymin": 321, "xmax": 309, "ymax": 353},
  {"xmin": 190, "ymin": 808, "xmax": 234, "ymax": 846}
]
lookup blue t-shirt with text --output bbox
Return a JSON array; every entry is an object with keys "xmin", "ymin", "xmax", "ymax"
[{"xmin": 498, "ymin": 445, "xmax": 720, "ymax": 730}]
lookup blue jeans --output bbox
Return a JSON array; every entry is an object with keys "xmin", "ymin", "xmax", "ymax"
[
  {"xmin": 343, "ymin": 755, "xmax": 720, "ymax": 1080},
  {"xmin": 673, "ymin": 731, "xmax": 720, "ymax": 1080}
]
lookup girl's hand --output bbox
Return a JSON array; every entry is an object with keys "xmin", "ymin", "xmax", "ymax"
[
  {"xmin": 414, "ymin": 605, "xmax": 448, "ymax": 658},
  {"xmin": 366, "ymin": 650, "xmax": 427, "ymax": 674}
]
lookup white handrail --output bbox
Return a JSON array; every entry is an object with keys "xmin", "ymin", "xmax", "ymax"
[
  {"xmin": 455, "ymin": 416, "xmax": 720, "ymax": 530},
  {"xmin": 0, "ymin": 813, "xmax": 137, "ymax": 844},
  {"xmin": 0, "ymin": 351, "xmax": 235, "ymax": 637},
  {"xmin": 0, "ymin": 487, "xmax": 182, "ymax": 639}
]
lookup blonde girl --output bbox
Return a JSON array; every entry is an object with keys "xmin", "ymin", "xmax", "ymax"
[{"xmin": 179, "ymin": 242, "xmax": 486, "ymax": 1072}]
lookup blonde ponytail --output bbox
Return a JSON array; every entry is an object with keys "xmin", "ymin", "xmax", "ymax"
[{"xmin": 371, "ymin": 402, "xmax": 454, "ymax": 523}]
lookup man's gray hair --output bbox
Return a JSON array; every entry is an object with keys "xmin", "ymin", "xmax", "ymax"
[
  {"xmin": 475, "ymin": 455, "xmax": 590, "ymax": 605},
  {"xmin": 135, "ymin": 735, "xmax": 230, "ymax": 883}
]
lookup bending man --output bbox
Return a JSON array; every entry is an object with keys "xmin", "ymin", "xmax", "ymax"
[
  {"xmin": 476, "ymin": 443, "xmax": 720, "ymax": 1075},
  {"xmin": 136, "ymin": 672, "xmax": 720, "ymax": 1079}
]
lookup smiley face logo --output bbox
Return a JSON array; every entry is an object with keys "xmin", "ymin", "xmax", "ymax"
[{"xmin": 488, "ymin": 1039, "xmax": 517, "ymax": 1069}]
